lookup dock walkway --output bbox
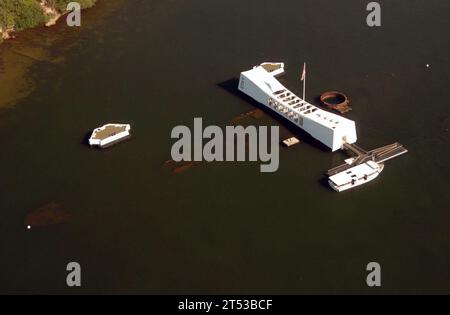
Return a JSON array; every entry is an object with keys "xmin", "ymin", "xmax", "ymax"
[{"xmin": 327, "ymin": 142, "xmax": 408, "ymax": 176}]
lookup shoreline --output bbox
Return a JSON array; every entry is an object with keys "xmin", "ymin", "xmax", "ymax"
[
  {"xmin": 0, "ymin": 1, "xmax": 97, "ymax": 43},
  {"xmin": 0, "ymin": 0, "xmax": 124, "ymax": 110}
]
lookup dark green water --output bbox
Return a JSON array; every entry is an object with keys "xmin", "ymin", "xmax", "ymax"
[{"xmin": 0, "ymin": 0, "xmax": 449, "ymax": 293}]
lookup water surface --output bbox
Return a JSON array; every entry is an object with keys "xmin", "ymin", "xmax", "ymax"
[{"xmin": 0, "ymin": 0, "xmax": 449, "ymax": 293}]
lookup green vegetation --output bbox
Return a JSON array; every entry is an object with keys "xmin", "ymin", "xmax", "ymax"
[
  {"xmin": 46, "ymin": 0, "xmax": 97, "ymax": 12},
  {"xmin": 0, "ymin": 0, "xmax": 97, "ymax": 34},
  {"xmin": 0, "ymin": 0, "xmax": 46, "ymax": 31}
]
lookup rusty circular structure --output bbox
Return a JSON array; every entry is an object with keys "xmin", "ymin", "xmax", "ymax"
[
  {"xmin": 320, "ymin": 91, "xmax": 349, "ymax": 107},
  {"xmin": 320, "ymin": 91, "xmax": 351, "ymax": 114}
]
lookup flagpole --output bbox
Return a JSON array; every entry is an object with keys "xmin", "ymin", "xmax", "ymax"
[{"xmin": 302, "ymin": 62, "xmax": 306, "ymax": 101}]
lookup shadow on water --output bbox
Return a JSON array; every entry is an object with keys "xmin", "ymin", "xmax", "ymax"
[
  {"xmin": 81, "ymin": 131, "xmax": 92, "ymax": 146},
  {"xmin": 81, "ymin": 126, "xmax": 132, "ymax": 149},
  {"xmin": 318, "ymin": 176, "xmax": 333, "ymax": 191},
  {"xmin": 217, "ymin": 78, "xmax": 330, "ymax": 153},
  {"xmin": 313, "ymin": 95, "xmax": 322, "ymax": 106}
]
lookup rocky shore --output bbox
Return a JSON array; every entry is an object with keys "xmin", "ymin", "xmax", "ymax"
[
  {"xmin": 0, "ymin": 27, "xmax": 15, "ymax": 40},
  {"xmin": 40, "ymin": 1, "xmax": 63, "ymax": 27}
]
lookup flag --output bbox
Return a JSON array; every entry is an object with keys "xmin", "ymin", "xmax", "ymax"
[{"xmin": 301, "ymin": 63, "xmax": 306, "ymax": 81}]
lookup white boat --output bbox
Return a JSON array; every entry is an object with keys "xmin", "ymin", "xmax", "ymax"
[
  {"xmin": 328, "ymin": 161, "xmax": 384, "ymax": 192},
  {"xmin": 89, "ymin": 123, "xmax": 131, "ymax": 148}
]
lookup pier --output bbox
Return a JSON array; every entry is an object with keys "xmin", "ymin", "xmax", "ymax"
[{"xmin": 327, "ymin": 142, "xmax": 408, "ymax": 176}]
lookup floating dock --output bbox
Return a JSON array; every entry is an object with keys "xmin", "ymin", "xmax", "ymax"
[
  {"xmin": 327, "ymin": 142, "xmax": 408, "ymax": 176},
  {"xmin": 282, "ymin": 137, "xmax": 300, "ymax": 147}
]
